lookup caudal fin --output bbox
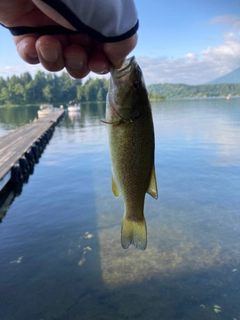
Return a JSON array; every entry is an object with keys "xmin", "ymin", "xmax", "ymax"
[{"xmin": 121, "ymin": 217, "xmax": 147, "ymax": 250}]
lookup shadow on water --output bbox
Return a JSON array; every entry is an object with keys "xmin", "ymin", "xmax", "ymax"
[
  {"xmin": 0, "ymin": 149, "xmax": 106, "ymax": 320},
  {"xmin": 1, "ymin": 101, "xmax": 240, "ymax": 320},
  {"xmin": 2, "ymin": 198, "xmax": 240, "ymax": 320},
  {"xmin": 0, "ymin": 182, "xmax": 23, "ymax": 223},
  {"xmin": 0, "ymin": 136, "xmax": 53, "ymax": 224},
  {"xmin": 0, "ymin": 106, "xmax": 104, "ymax": 319},
  {"xmin": 0, "ymin": 167, "xmax": 36, "ymax": 223},
  {"xmin": 50, "ymin": 265, "xmax": 240, "ymax": 320},
  {"xmin": 0, "ymin": 105, "xmax": 62, "ymax": 223}
]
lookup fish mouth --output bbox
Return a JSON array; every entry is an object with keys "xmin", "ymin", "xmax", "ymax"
[
  {"xmin": 110, "ymin": 56, "xmax": 136, "ymax": 81},
  {"xmin": 108, "ymin": 56, "xmax": 136, "ymax": 107}
]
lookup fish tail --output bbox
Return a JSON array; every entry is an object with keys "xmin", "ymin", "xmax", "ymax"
[{"xmin": 121, "ymin": 217, "xmax": 147, "ymax": 250}]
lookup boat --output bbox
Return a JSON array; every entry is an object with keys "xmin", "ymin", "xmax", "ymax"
[
  {"xmin": 38, "ymin": 104, "xmax": 54, "ymax": 117},
  {"xmin": 67, "ymin": 100, "xmax": 81, "ymax": 112}
]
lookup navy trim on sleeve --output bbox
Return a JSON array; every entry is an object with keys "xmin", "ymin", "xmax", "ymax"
[
  {"xmin": 41, "ymin": 0, "xmax": 139, "ymax": 43},
  {"xmin": 0, "ymin": 24, "xmax": 77, "ymax": 36},
  {"xmin": 0, "ymin": 0, "xmax": 139, "ymax": 42}
]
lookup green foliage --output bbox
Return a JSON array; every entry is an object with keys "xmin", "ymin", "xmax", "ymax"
[
  {"xmin": 147, "ymin": 83, "xmax": 240, "ymax": 99},
  {"xmin": 2, "ymin": 70, "xmax": 240, "ymax": 105},
  {"xmin": 81, "ymin": 78, "xmax": 109, "ymax": 102},
  {"xmin": 148, "ymin": 92, "xmax": 167, "ymax": 100},
  {"xmin": 0, "ymin": 71, "xmax": 109, "ymax": 105}
]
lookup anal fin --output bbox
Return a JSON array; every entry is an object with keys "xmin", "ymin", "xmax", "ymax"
[
  {"xmin": 112, "ymin": 174, "xmax": 121, "ymax": 197},
  {"xmin": 147, "ymin": 166, "xmax": 158, "ymax": 199}
]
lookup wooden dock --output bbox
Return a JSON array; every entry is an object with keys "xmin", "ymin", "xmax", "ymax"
[{"xmin": 0, "ymin": 109, "xmax": 64, "ymax": 191}]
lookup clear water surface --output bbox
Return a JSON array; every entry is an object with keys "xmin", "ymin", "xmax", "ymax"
[{"xmin": 0, "ymin": 99, "xmax": 240, "ymax": 320}]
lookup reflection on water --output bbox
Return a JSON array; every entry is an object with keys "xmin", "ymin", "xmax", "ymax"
[
  {"xmin": 0, "ymin": 105, "xmax": 39, "ymax": 136},
  {"xmin": 0, "ymin": 99, "xmax": 240, "ymax": 319}
]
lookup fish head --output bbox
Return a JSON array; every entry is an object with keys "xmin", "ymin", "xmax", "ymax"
[{"xmin": 107, "ymin": 56, "xmax": 150, "ymax": 122}]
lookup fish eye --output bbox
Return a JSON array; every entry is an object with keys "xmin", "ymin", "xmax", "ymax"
[{"xmin": 132, "ymin": 81, "xmax": 141, "ymax": 90}]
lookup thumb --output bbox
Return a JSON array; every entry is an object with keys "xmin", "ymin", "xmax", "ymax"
[{"xmin": 103, "ymin": 34, "xmax": 138, "ymax": 69}]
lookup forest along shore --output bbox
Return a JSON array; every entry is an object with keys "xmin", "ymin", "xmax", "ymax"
[{"xmin": 1, "ymin": 71, "xmax": 239, "ymax": 106}]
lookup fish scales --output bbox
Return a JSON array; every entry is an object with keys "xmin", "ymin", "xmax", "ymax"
[{"xmin": 106, "ymin": 56, "xmax": 158, "ymax": 250}]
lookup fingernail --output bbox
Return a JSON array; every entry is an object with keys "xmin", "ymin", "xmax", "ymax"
[
  {"xmin": 28, "ymin": 52, "xmax": 38, "ymax": 59},
  {"xmin": 39, "ymin": 46, "xmax": 58, "ymax": 62},
  {"xmin": 66, "ymin": 58, "xmax": 83, "ymax": 70}
]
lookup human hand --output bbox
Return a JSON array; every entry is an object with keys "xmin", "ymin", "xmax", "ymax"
[{"xmin": 0, "ymin": 0, "xmax": 137, "ymax": 78}]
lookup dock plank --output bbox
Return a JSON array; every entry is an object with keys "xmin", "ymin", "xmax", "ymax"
[{"xmin": 0, "ymin": 110, "xmax": 64, "ymax": 183}]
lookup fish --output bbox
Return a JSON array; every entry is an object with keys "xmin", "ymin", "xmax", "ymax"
[{"xmin": 105, "ymin": 56, "xmax": 158, "ymax": 250}]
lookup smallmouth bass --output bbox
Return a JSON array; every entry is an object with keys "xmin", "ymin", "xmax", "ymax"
[{"xmin": 105, "ymin": 56, "xmax": 158, "ymax": 250}]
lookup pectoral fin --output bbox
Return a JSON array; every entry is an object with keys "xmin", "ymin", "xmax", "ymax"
[
  {"xmin": 147, "ymin": 166, "xmax": 158, "ymax": 199},
  {"xmin": 112, "ymin": 174, "xmax": 121, "ymax": 197}
]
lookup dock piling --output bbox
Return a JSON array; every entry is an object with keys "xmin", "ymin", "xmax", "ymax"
[{"xmin": 0, "ymin": 110, "xmax": 64, "ymax": 191}]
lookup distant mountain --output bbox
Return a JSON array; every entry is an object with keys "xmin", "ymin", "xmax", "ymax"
[{"xmin": 208, "ymin": 67, "xmax": 240, "ymax": 84}]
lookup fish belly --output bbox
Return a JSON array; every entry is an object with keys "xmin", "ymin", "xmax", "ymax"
[{"xmin": 109, "ymin": 115, "xmax": 154, "ymax": 250}]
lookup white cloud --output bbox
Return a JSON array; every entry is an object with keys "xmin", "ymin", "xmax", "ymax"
[
  {"xmin": 201, "ymin": 32, "xmax": 240, "ymax": 67},
  {"xmin": 137, "ymin": 15, "xmax": 240, "ymax": 85},
  {"xmin": 209, "ymin": 14, "xmax": 240, "ymax": 29},
  {"xmin": 137, "ymin": 29, "xmax": 240, "ymax": 85},
  {"xmin": 2, "ymin": 48, "xmax": 239, "ymax": 85},
  {"xmin": 0, "ymin": 64, "xmax": 45, "ymax": 77},
  {"xmin": 1, "ymin": 17, "xmax": 240, "ymax": 85}
]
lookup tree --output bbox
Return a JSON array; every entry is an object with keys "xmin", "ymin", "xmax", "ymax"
[
  {"xmin": 0, "ymin": 71, "xmax": 110, "ymax": 105},
  {"xmin": 20, "ymin": 72, "xmax": 32, "ymax": 86},
  {"xmin": 76, "ymin": 85, "xmax": 85, "ymax": 101},
  {"xmin": 42, "ymin": 85, "xmax": 53, "ymax": 102}
]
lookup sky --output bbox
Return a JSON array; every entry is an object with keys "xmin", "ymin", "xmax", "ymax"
[{"xmin": 0, "ymin": 0, "xmax": 240, "ymax": 85}]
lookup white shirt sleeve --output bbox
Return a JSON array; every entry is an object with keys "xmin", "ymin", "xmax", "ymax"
[{"xmin": 41, "ymin": 0, "xmax": 139, "ymax": 42}]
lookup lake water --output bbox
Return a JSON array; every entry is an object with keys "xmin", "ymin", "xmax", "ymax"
[{"xmin": 0, "ymin": 99, "xmax": 240, "ymax": 320}]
